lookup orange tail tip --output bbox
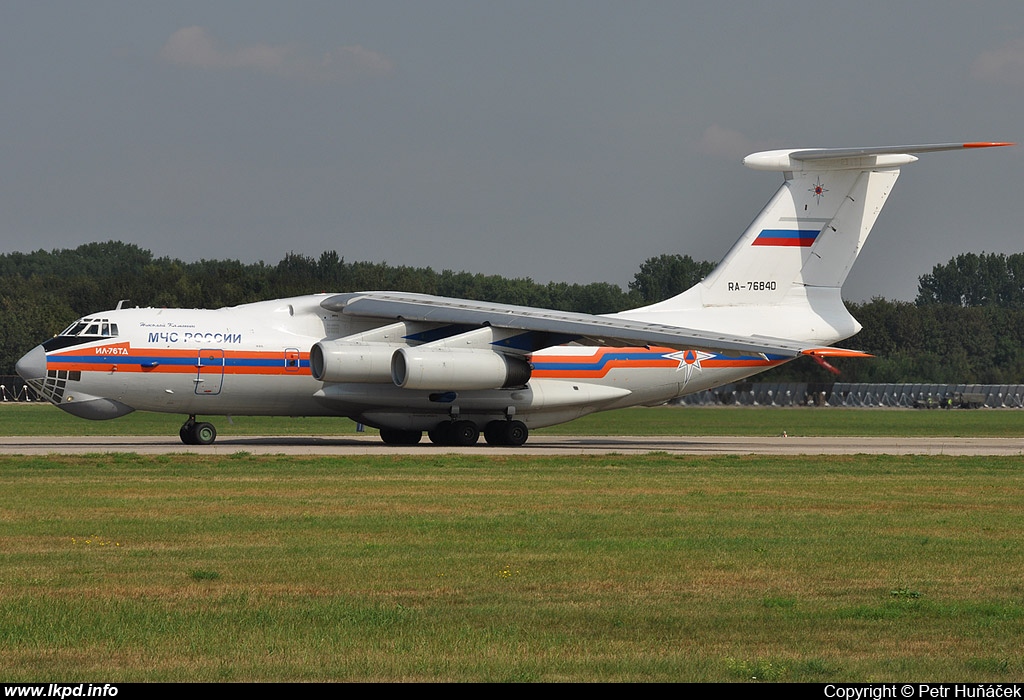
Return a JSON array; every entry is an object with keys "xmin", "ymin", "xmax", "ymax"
[
  {"xmin": 802, "ymin": 347, "xmax": 872, "ymax": 376},
  {"xmin": 801, "ymin": 347, "xmax": 874, "ymax": 359}
]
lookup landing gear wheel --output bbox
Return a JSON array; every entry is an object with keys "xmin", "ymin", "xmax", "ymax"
[
  {"xmin": 483, "ymin": 421, "xmax": 505, "ymax": 445},
  {"xmin": 193, "ymin": 422, "xmax": 217, "ymax": 445},
  {"xmin": 449, "ymin": 420, "xmax": 479, "ymax": 446},
  {"xmin": 379, "ymin": 429, "xmax": 422, "ymax": 445},
  {"xmin": 429, "ymin": 420, "xmax": 479, "ymax": 446},
  {"xmin": 428, "ymin": 423, "xmax": 452, "ymax": 445},
  {"xmin": 502, "ymin": 420, "xmax": 528, "ymax": 446},
  {"xmin": 485, "ymin": 420, "xmax": 529, "ymax": 446},
  {"xmin": 179, "ymin": 417, "xmax": 217, "ymax": 445}
]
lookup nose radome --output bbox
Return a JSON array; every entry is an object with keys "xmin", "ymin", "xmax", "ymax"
[{"xmin": 15, "ymin": 345, "xmax": 47, "ymax": 381}]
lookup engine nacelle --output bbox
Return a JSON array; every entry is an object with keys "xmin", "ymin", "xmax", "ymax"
[
  {"xmin": 309, "ymin": 341, "xmax": 399, "ymax": 383},
  {"xmin": 392, "ymin": 347, "xmax": 532, "ymax": 390}
]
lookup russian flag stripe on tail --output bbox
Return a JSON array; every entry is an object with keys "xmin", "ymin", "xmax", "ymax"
[{"xmin": 751, "ymin": 229, "xmax": 820, "ymax": 247}]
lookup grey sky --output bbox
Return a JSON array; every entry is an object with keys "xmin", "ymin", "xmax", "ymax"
[{"xmin": 2, "ymin": 1, "xmax": 1021, "ymax": 302}]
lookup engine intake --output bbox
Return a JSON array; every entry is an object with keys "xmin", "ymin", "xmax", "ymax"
[
  {"xmin": 392, "ymin": 348, "xmax": 531, "ymax": 390},
  {"xmin": 309, "ymin": 341, "xmax": 398, "ymax": 383}
]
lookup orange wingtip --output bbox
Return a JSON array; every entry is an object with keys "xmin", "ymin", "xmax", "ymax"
[
  {"xmin": 963, "ymin": 142, "xmax": 1015, "ymax": 148},
  {"xmin": 802, "ymin": 348, "xmax": 874, "ymax": 359}
]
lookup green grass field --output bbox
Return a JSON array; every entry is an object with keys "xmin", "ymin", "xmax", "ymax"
[{"xmin": 1, "ymin": 406, "xmax": 1023, "ymax": 682}]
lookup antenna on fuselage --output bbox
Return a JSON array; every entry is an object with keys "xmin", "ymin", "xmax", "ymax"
[{"xmin": 116, "ymin": 300, "xmax": 129, "ymax": 310}]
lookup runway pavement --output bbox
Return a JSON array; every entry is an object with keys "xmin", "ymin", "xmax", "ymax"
[{"xmin": 2, "ymin": 434, "xmax": 1023, "ymax": 456}]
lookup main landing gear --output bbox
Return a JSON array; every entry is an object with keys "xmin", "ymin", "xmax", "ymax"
[
  {"xmin": 180, "ymin": 415, "xmax": 217, "ymax": 445},
  {"xmin": 377, "ymin": 419, "xmax": 530, "ymax": 447},
  {"xmin": 482, "ymin": 419, "xmax": 528, "ymax": 446}
]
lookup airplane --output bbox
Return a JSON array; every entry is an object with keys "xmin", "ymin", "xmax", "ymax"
[{"xmin": 15, "ymin": 141, "xmax": 1012, "ymax": 446}]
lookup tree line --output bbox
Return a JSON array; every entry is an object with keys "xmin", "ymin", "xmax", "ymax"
[
  {"xmin": 2, "ymin": 243, "xmax": 1022, "ymax": 384},
  {"xmin": 0, "ymin": 243, "xmax": 710, "ymax": 376}
]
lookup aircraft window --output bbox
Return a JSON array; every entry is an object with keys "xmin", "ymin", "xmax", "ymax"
[{"xmin": 59, "ymin": 319, "xmax": 117, "ymax": 337}]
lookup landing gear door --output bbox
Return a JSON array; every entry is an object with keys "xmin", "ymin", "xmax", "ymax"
[{"xmin": 195, "ymin": 349, "xmax": 225, "ymax": 395}]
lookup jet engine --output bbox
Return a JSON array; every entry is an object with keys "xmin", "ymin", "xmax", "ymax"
[
  {"xmin": 309, "ymin": 341, "xmax": 397, "ymax": 383},
  {"xmin": 391, "ymin": 347, "xmax": 531, "ymax": 390}
]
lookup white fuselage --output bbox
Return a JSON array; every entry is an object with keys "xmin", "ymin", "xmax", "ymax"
[{"xmin": 29, "ymin": 294, "xmax": 789, "ymax": 431}]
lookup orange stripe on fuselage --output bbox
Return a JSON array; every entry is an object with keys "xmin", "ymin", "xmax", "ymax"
[{"xmin": 530, "ymin": 346, "xmax": 782, "ymax": 379}]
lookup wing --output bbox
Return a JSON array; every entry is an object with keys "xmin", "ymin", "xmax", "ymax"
[{"xmin": 320, "ymin": 291, "xmax": 819, "ymax": 357}]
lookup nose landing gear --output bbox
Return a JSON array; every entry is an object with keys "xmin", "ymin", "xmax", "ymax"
[{"xmin": 180, "ymin": 415, "xmax": 217, "ymax": 445}]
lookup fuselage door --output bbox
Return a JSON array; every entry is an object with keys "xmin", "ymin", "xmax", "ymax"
[
  {"xmin": 195, "ymin": 349, "xmax": 225, "ymax": 395},
  {"xmin": 285, "ymin": 348, "xmax": 301, "ymax": 373}
]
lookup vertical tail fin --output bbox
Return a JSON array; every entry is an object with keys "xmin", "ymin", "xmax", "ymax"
[
  {"xmin": 699, "ymin": 155, "xmax": 898, "ymax": 304},
  {"xmin": 622, "ymin": 142, "xmax": 1012, "ymax": 344},
  {"xmin": 704, "ymin": 143, "xmax": 1014, "ymax": 305}
]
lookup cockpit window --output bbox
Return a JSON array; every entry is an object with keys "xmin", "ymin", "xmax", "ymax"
[{"xmin": 58, "ymin": 318, "xmax": 118, "ymax": 338}]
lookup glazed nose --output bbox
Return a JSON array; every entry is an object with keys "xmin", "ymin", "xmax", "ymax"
[{"xmin": 15, "ymin": 345, "xmax": 47, "ymax": 381}]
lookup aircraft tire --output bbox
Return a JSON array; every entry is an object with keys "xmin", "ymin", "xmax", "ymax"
[
  {"xmin": 483, "ymin": 421, "xmax": 505, "ymax": 445},
  {"xmin": 428, "ymin": 423, "xmax": 453, "ymax": 445},
  {"xmin": 429, "ymin": 421, "xmax": 479, "ymax": 446},
  {"xmin": 484, "ymin": 420, "xmax": 528, "ymax": 446},
  {"xmin": 379, "ymin": 428, "xmax": 422, "ymax": 445},
  {"xmin": 179, "ymin": 424, "xmax": 196, "ymax": 445},
  {"xmin": 502, "ymin": 420, "xmax": 529, "ymax": 446},
  {"xmin": 192, "ymin": 422, "xmax": 217, "ymax": 445},
  {"xmin": 449, "ymin": 420, "xmax": 479, "ymax": 446}
]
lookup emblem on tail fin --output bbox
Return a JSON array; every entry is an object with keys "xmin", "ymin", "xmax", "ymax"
[{"xmin": 808, "ymin": 177, "xmax": 828, "ymax": 203}]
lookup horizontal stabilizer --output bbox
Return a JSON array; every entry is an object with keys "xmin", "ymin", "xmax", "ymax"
[{"xmin": 744, "ymin": 141, "xmax": 1014, "ymax": 172}]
